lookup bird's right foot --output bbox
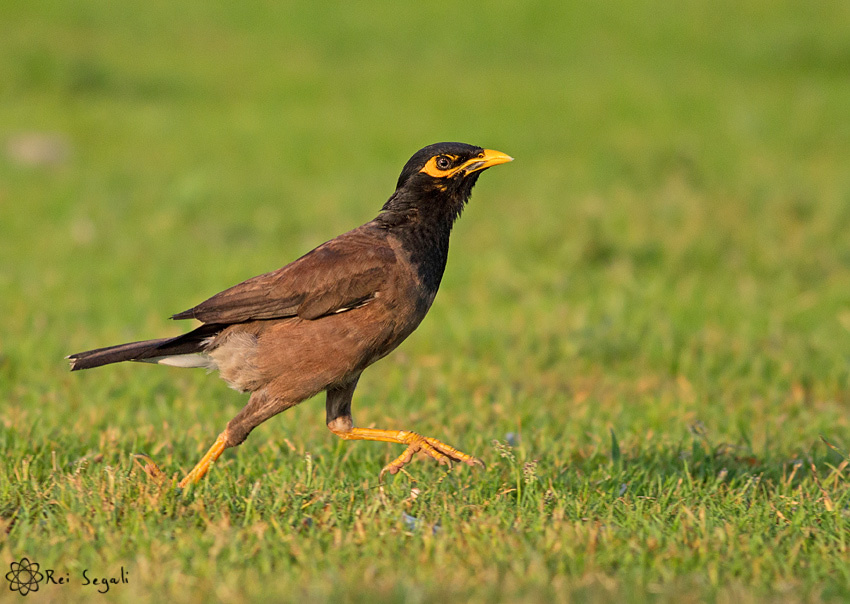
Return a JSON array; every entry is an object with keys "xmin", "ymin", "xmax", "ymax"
[{"xmin": 328, "ymin": 423, "xmax": 484, "ymax": 481}]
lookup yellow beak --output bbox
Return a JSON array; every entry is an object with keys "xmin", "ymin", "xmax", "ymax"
[{"xmin": 460, "ymin": 149, "xmax": 514, "ymax": 174}]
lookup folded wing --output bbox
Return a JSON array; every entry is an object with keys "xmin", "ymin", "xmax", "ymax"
[{"xmin": 172, "ymin": 228, "xmax": 395, "ymax": 325}]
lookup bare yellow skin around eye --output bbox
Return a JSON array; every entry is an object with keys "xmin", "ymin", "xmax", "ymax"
[
  {"xmin": 419, "ymin": 154, "xmax": 460, "ymax": 178},
  {"xmin": 418, "ymin": 149, "xmax": 513, "ymax": 179}
]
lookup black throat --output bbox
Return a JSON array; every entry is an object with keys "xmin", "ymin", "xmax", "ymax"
[{"xmin": 374, "ymin": 177, "xmax": 476, "ymax": 294}]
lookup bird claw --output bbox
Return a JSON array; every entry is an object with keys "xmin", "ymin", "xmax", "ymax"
[
  {"xmin": 469, "ymin": 457, "xmax": 486, "ymax": 470},
  {"xmin": 131, "ymin": 453, "xmax": 171, "ymax": 485},
  {"xmin": 422, "ymin": 436, "xmax": 484, "ymax": 469},
  {"xmin": 378, "ymin": 433, "xmax": 483, "ymax": 481}
]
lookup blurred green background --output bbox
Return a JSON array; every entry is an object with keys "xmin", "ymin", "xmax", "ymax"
[{"xmin": 2, "ymin": 0, "xmax": 850, "ymax": 602}]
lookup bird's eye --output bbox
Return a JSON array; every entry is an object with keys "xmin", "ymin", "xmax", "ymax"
[{"xmin": 435, "ymin": 156, "xmax": 451, "ymax": 170}]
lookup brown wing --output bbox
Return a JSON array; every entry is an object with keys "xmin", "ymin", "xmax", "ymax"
[{"xmin": 172, "ymin": 226, "xmax": 395, "ymax": 324}]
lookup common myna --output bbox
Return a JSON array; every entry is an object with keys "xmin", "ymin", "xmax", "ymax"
[{"xmin": 68, "ymin": 142, "xmax": 512, "ymax": 486}]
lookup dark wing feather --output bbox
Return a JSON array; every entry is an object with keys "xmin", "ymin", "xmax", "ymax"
[{"xmin": 172, "ymin": 227, "xmax": 395, "ymax": 325}]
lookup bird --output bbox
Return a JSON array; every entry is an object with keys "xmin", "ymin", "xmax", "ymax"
[{"xmin": 68, "ymin": 142, "xmax": 513, "ymax": 487}]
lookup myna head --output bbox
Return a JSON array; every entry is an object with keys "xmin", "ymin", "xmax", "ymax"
[{"xmin": 385, "ymin": 142, "xmax": 513, "ymax": 223}]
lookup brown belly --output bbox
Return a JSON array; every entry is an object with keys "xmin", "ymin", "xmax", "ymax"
[{"xmin": 208, "ymin": 297, "xmax": 426, "ymax": 400}]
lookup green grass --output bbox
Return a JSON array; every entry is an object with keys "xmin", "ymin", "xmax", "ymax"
[{"xmin": 2, "ymin": 0, "xmax": 850, "ymax": 601}]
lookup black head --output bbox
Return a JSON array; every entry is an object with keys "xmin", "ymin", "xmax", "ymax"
[
  {"xmin": 396, "ymin": 142, "xmax": 513, "ymax": 191},
  {"xmin": 384, "ymin": 142, "xmax": 512, "ymax": 224}
]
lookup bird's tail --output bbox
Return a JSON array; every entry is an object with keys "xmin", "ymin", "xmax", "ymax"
[
  {"xmin": 67, "ymin": 324, "xmax": 223, "ymax": 371},
  {"xmin": 67, "ymin": 339, "xmax": 173, "ymax": 371}
]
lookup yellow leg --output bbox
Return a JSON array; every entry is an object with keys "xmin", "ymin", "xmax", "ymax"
[
  {"xmin": 177, "ymin": 433, "xmax": 228, "ymax": 488},
  {"xmin": 330, "ymin": 426, "xmax": 484, "ymax": 479}
]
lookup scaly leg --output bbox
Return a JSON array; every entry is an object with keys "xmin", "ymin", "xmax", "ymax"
[
  {"xmin": 133, "ymin": 390, "xmax": 298, "ymax": 488},
  {"xmin": 325, "ymin": 378, "xmax": 484, "ymax": 479},
  {"xmin": 133, "ymin": 433, "xmax": 229, "ymax": 487},
  {"xmin": 329, "ymin": 423, "xmax": 484, "ymax": 479},
  {"xmin": 177, "ymin": 432, "xmax": 228, "ymax": 487}
]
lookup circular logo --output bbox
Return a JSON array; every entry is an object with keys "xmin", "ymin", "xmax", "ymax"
[{"xmin": 6, "ymin": 558, "xmax": 44, "ymax": 596}]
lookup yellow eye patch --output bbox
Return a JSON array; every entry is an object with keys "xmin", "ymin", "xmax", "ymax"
[
  {"xmin": 417, "ymin": 150, "xmax": 511, "ymax": 179},
  {"xmin": 419, "ymin": 154, "xmax": 465, "ymax": 178}
]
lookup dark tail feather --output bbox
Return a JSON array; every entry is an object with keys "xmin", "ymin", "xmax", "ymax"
[
  {"xmin": 67, "ymin": 338, "xmax": 173, "ymax": 371},
  {"xmin": 67, "ymin": 324, "xmax": 224, "ymax": 371}
]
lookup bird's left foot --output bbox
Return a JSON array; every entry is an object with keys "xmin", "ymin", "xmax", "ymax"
[
  {"xmin": 177, "ymin": 433, "xmax": 229, "ymax": 488},
  {"xmin": 132, "ymin": 453, "xmax": 170, "ymax": 485},
  {"xmin": 132, "ymin": 431, "xmax": 229, "ymax": 489}
]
